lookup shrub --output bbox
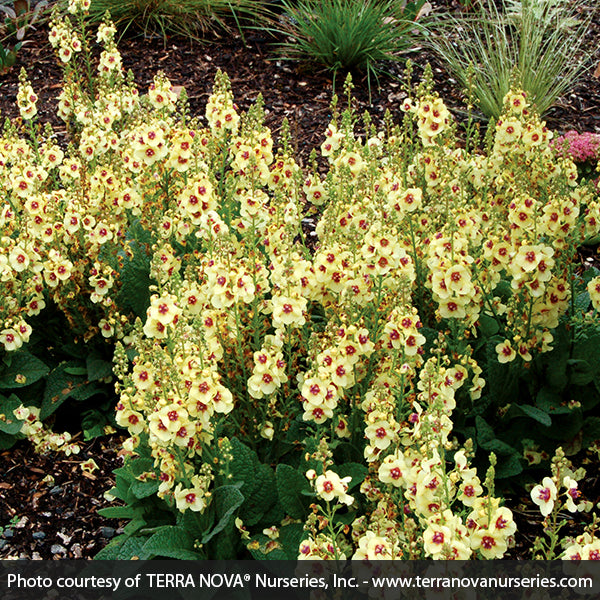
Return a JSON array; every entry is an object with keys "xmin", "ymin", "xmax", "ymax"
[
  {"xmin": 428, "ymin": 0, "xmax": 593, "ymax": 119},
  {"xmin": 2, "ymin": 1, "xmax": 600, "ymax": 560},
  {"xmin": 552, "ymin": 130, "xmax": 600, "ymax": 185},
  {"xmin": 275, "ymin": 0, "xmax": 427, "ymax": 93}
]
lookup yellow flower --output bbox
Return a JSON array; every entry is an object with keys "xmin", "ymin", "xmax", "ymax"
[
  {"xmin": 260, "ymin": 421, "xmax": 274, "ymax": 440},
  {"xmin": 8, "ymin": 246, "xmax": 30, "ymax": 272},
  {"xmin": 365, "ymin": 420, "xmax": 396, "ymax": 451},
  {"xmin": 96, "ymin": 22, "xmax": 117, "ymax": 44},
  {"xmin": 132, "ymin": 362, "xmax": 155, "ymax": 392},
  {"xmin": 503, "ymin": 90, "xmax": 527, "ymax": 114},
  {"xmin": 490, "ymin": 507, "xmax": 516, "ymax": 537},
  {"xmin": 458, "ymin": 476, "xmax": 483, "ymax": 507},
  {"xmin": 17, "ymin": 84, "xmax": 38, "ymax": 120},
  {"xmin": 438, "ymin": 298, "xmax": 467, "ymax": 320},
  {"xmin": 302, "ymin": 403, "xmax": 333, "ymax": 424},
  {"xmin": 353, "ymin": 531, "xmax": 394, "ymax": 560},
  {"xmin": 495, "ymin": 118, "xmax": 523, "ymax": 146},
  {"xmin": 272, "ymin": 294, "xmax": 307, "ymax": 328},
  {"xmin": 303, "ymin": 176, "xmax": 327, "ymax": 206},
  {"xmin": 587, "ymin": 276, "xmax": 600, "ymax": 310},
  {"xmin": 328, "ymin": 355, "xmax": 355, "ymax": 389},
  {"xmin": 301, "ymin": 376, "xmax": 328, "ymax": 406},
  {"xmin": 147, "ymin": 293, "xmax": 181, "ymax": 326},
  {"xmin": 115, "ymin": 406, "xmax": 146, "ymax": 435},
  {"xmin": 98, "ymin": 50, "xmax": 122, "ymax": 73},
  {"xmin": 0, "ymin": 329, "xmax": 23, "ymax": 352},
  {"xmin": 513, "ymin": 244, "xmax": 552, "ymax": 274},
  {"xmin": 334, "ymin": 416, "xmax": 351, "ymax": 439},
  {"xmin": 530, "ymin": 476, "xmax": 557, "ymax": 517},
  {"xmin": 320, "ymin": 123, "xmax": 343, "ymax": 157},
  {"xmin": 378, "ymin": 452, "xmax": 407, "ymax": 487},
  {"xmin": 212, "ymin": 384, "xmax": 234, "ymax": 414},
  {"xmin": 315, "ymin": 470, "xmax": 354, "ymax": 505},
  {"xmin": 423, "ymin": 523, "xmax": 453, "ymax": 558},
  {"xmin": 148, "ymin": 76, "xmax": 177, "ymax": 111},
  {"xmin": 444, "ymin": 264, "xmax": 473, "ymax": 295},
  {"xmin": 470, "ymin": 527, "xmax": 508, "ymax": 559},
  {"xmin": 174, "ymin": 484, "xmax": 206, "ymax": 512},
  {"xmin": 80, "ymin": 459, "xmax": 99, "ymax": 474}
]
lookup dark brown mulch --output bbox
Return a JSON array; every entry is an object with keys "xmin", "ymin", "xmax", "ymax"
[
  {"xmin": 0, "ymin": 436, "xmax": 125, "ymax": 559},
  {"xmin": 505, "ymin": 463, "xmax": 600, "ymax": 559},
  {"xmin": 0, "ymin": 1, "xmax": 599, "ymax": 560}
]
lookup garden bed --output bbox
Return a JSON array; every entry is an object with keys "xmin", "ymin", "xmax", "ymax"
[
  {"xmin": 1, "ymin": 0, "xmax": 600, "ymax": 561},
  {"xmin": 0, "ymin": 3, "xmax": 599, "ymax": 159}
]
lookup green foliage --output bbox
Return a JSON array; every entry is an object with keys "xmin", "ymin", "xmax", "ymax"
[
  {"xmin": 429, "ymin": 0, "xmax": 593, "ymax": 118},
  {"xmin": 97, "ymin": 446, "xmax": 179, "ymax": 559},
  {"xmin": 464, "ymin": 270, "xmax": 600, "ymax": 483},
  {"xmin": 0, "ymin": 394, "xmax": 26, "ymax": 449},
  {"xmin": 96, "ymin": 434, "xmax": 366, "ymax": 560},
  {"xmin": 114, "ymin": 223, "xmax": 154, "ymax": 319},
  {"xmin": 0, "ymin": 305, "xmax": 115, "ymax": 449},
  {"xmin": 87, "ymin": 0, "xmax": 272, "ymax": 40},
  {"xmin": 275, "ymin": 463, "xmax": 310, "ymax": 520},
  {"xmin": 0, "ymin": 349, "xmax": 50, "ymax": 390},
  {"xmin": 0, "ymin": 0, "xmax": 49, "ymax": 72},
  {"xmin": 276, "ymin": 0, "xmax": 427, "ymax": 92},
  {"xmin": 0, "ymin": 39, "xmax": 22, "ymax": 71}
]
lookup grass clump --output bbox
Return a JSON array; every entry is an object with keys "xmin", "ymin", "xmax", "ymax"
[
  {"xmin": 429, "ymin": 0, "xmax": 594, "ymax": 119},
  {"xmin": 276, "ymin": 0, "xmax": 427, "ymax": 93},
  {"xmin": 87, "ymin": 0, "xmax": 272, "ymax": 40}
]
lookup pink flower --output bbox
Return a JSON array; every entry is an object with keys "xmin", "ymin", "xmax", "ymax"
[{"xmin": 552, "ymin": 130, "xmax": 600, "ymax": 163}]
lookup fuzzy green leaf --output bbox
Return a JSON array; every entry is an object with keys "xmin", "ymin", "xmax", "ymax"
[
  {"xmin": 128, "ymin": 457, "xmax": 155, "ymax": 477},
  {"xmin": 0, "ymin": 351, "xmax": 49, "ymax": 389},
  {"xmin": 201, "ymin": 485, "xmax": 244, "ymax": 544},
  {"xmin": 178, "ymin": 507, "xmax": 214, "ymax": 540},
  {"xmin": 515, "ymin": 404, "xmax": 551, "ymax": 427},
  {"xmin": 115, "ymin": 236, "xmax": 153, "ymax": 319},
  {"xmin": 130, "ymin": 478, "xmax": 159, "ymax": 499},
  {"xmin": 536, "ymin": 387, "xmax": 572, "ymax": 415},
  {"xmin": 476, "ymin": 416, "xmax": 518, "ymax": 456},
  {"xmin": 229, "ymin": 437, "xmax": 259, "ymax": 495},
  {"xmin": 142, "ymin": 526, "xmax": 200, "ymax": 560},
  {"xmin": 0, "ymin": 394, "xmax": 25, "ymax": 435},
  {"xmin": 0, "ymin": 431, "xmax": 18, "ymax": 450},
  {"xmin": 239, "ymin": 463, "xmax": 276, "ymax": 527},
  {"xmin": 63, "ymin": 366, "xmax": 88, "ymax": 376},
  {"xmin": 278, "ymin": 522, "xmax": 306, "ymax": 560},
  {"xmin": 86, "ymin": 353, "xmax": 113, "ymax": 381},
  {"xmin": 97, "ymin": 505, "xmax": 139, "ymax": 519},
  {"xmin": 81, "ymin": 410, "xmax": 109, "ymax": 440},
  {"xmin": 582, "ymin": 417, "xmax": 600, "ymax": 447},
  {"xmin": 95, "ymin": 535, "xmax": 149, "ymax": 560},
  {"xmin": 276, "ymin": 464, "xmax": 309, "ymax": 519},
  {"xmin": 495, "ymin": 453, "xmax": 523, "ymax": 479},
  {"xmin": 478, "ymin": 313, "xmax": 500, "ymax": 337},
  {"xmin": 40, "ymin": 362, "xmax": 86, "ymax": 419},
  {"xmin": 335, "ymin": 462, "xmax": 367, "ymax": 490}
]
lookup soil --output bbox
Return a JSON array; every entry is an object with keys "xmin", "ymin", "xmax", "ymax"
[
  {"xmin": 0, "ymin": 435, "xmax": 125, "ymax": 559},
  {"xmin": 0, "ymin": 0, "xmax": 599, "ymax": 560}
]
